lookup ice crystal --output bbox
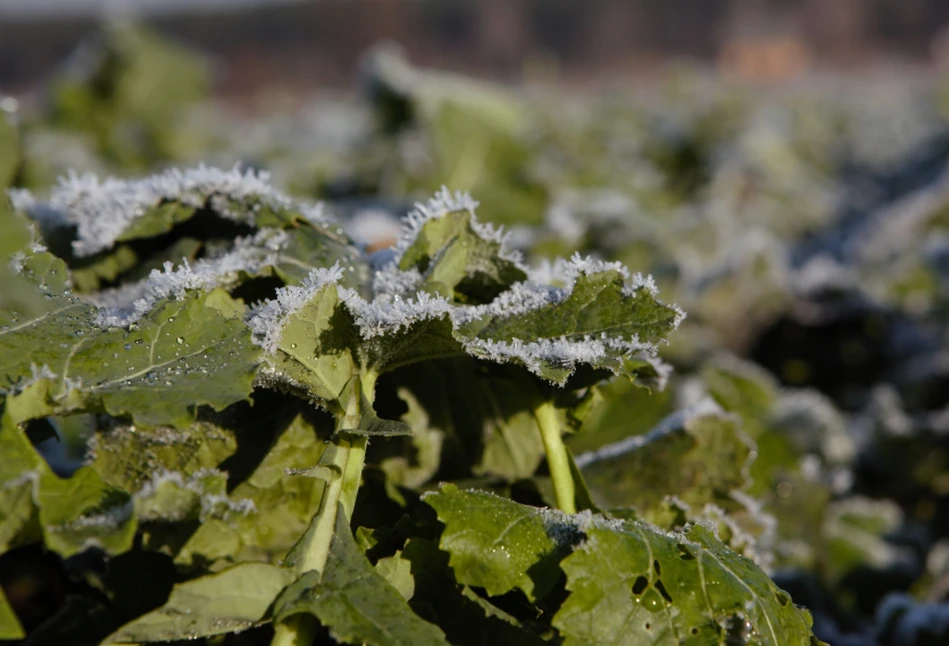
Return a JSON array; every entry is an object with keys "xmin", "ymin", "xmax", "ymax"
[
  {"xmin": 248, "ymin": 263, "xmax": 346, "ymax": 354},
  {"xmin": 339, "ymin": 288, "xmax": 452, "ymax": 339},
  {"xmin": 18, "ymin": 165, "xmax": 328, "ymax": 257},
  {"xmin": 94, "ymin": 228, "xmax": 288, "ymax": 328}
]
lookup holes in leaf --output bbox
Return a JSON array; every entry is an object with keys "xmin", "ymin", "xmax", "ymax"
[
  {"xmin": 653, "ymin": 559, "xmax": 662, "ymax": 576},
  {"xmin": 691, "ymin": 628, "xmax": 700, "ymax": 636},
  {"xmin": 774, "ymin": 590, "xmax": 790, "ymax": 607},
  {"xmin": 632, "ymin": 575, "xmax": 649, "ymax": 595},
  {"xmin": 655, "ymin": 579, "xmax": 673, "ymax": 604},
  {"xmin": 644, "ymin": 622, "xmax": 651, "ymax": 631},
  {"xmin": 677, "ymin": 543, "xmax": 695, "ymax": 560}
]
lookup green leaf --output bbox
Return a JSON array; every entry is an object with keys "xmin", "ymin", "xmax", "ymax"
[
  {"xmin": 377, "ymin": 388, "xmax": 445, "ymax": 488},
  {"xmin": 0, "ymin": 584, "xmax": 25, "ymax": 641},
  {"xmin": 273, "ymin": 508, "xmax": 448, "ymax": 646},
  {"xmin": 553, "ymin": 521, "xmax": 816, "ymax": 645},
  {"xmin": 38, "ymin": 466, "xmax": 138, "ymax": 558},
  {"xmin": 105, "ymin": 562, "xmax": 294, "ymax": 643},
  {"xmin": 398, "ymin": 207, "xmax": 526, "ymax": 303},
  {"xmin": 0, "ymin": 252, "xmax": 259, "ymax": 427},
  {"xmin": 1, "ymin": 414, "xmax": 136, "ymax": 559},
  {"xmin": 175, "ymin": 413, "xmax": 328, "ymax": 568},
  {"xmin": 47, "ymin": 22, "xmax": 210, "ymax": 166},
  {"xmin": 576, "ymin": 403, "xmax": 752, "ymax": 512},
  {"xmin": 456, "ymin": 264, "xmax": 682, "ymax": 385},
  {"xmin": 0, "ymin": 416, "xmax": 45, "ymax": 553},
  {"xmin": 254, "ymin": 273, "xmax": 358, "ymax": 405},
  {"xmin": 395, "ymin": 359, "xmax": 546, "ymax": 480},
  {"xmin": 87, "ymin": 417, "xmax": 237, "ymax": 494},
  {"xmin": 423, "ymin": 484, "xmax": 577, "ymax": 602}
]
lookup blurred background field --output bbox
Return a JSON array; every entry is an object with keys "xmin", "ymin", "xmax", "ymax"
[{"xmin": 7, "ymin": 1, "xmax": 949, "ymax": 645}]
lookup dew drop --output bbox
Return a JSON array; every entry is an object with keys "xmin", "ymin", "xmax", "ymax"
[
  {"xmin": 124, "ymin": 344, "xmax": 131, "ymax": 350},
  {"xmin": 176, "ymin": 337, "xmax": 184, "ymax": 345}
]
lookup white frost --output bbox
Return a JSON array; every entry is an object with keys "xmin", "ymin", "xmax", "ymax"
[
  {"xmin": 248, "ymin": 263, "xmax": 346, "ymax": 354},
  {"xmin": 95, "ymin": 228, "xmax": 289, "ymax": 328},
  {"xmin": 18, "ymin": 164, "xmax": 328, "ymax": 258},
  {"xmin": 390, "ymin": 186, "xmax": 523, "ymax": 266},
  {"xmin": 339, "ymin": 288, "xmax": 453, "ymax": 339}
]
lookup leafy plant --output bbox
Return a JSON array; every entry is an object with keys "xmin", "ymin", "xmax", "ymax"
[{"xmin": 0, "ymin": 165, "xmax": 821, "ymax": 644}]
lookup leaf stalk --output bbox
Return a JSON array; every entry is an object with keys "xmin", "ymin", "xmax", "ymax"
[{"xmin": 535, "ymin": 400, "xmax": 576, "ymax": 514}]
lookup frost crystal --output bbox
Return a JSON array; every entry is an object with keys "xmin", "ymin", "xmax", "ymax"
[
  {"xmin": 339, "ymin": 288, "xmax": 452, "ymax": 339},
  {"xmin": 248, "ymin": 263, "xmax": 345, "ymax": 353},
  {"xmin": 19, "ymin": 165, "xmax": 328, "ymax": 258},
  {"xmin": 391, "ymin": 186, "xmax": 522, "ymax": 266},
  {"xmin": 94, "ymin": 229, "xmax": 289, "ymax": 328},
  {"xmin": 8, "ymin": 251, "xmax": 26, "ymax": 274},
  {"xmin": 451, "ymin": 281, "xmax": 564, "ymax": 326},
  {"xmin": 462, "ymin": 334, "xmax": 654, "ymax": 382}
]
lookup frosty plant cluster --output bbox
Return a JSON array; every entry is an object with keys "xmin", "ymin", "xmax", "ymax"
[{"xmin": 0, "ymin": 166, "xmax": 820, "ymax": 645}]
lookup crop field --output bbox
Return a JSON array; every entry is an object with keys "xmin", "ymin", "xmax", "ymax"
[{"xmin": 5, "ymin": 23, "xmax": 949, "ymax": 646}]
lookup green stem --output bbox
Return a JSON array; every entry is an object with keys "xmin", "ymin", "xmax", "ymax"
[
  {"xmin": 271, "ymin": 615, "xmax": 318, "ymax": 646},
  {"xmin": 270, "ymin": 372, "xmax": 377, "ymax": 646},
  {"xmin": 535, "ymin": 400, "xmax": 576, "ymax": 514}
]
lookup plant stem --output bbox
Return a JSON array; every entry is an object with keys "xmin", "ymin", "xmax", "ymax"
[
  {"xmin": 271, "ymin": 615, "xmax": 317, "ymax": 646},
  {"xmin": 535, "ymin": 400, "xmax": 576, "ymax": 514},
  {"xmin": 270, "ymin": 372, "xmax": 377, "ymax": 646}
]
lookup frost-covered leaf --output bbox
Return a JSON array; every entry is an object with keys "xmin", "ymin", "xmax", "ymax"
[
  {"xmin": 575, "ymin": 400, "xmax": 752, "ymax": 511},
  {"xmin": 105, "ymin": 562, "xmax": 294, "ymax": 643},
  {"xmin": 87, "ymin": 417, "xmax": 237, "ymax": 494},
  {"xmin": 553, "ymin": 520, "xmax": 817, "ymax": 645},
  {"xmin": 455, "ymin": 256, "xmax": 682, "ymax": 385},
  {"xmin": 251, "ymin": 264, "xmax": 460, "ymax": 409},
  {"xmin": 0, "ymin": 584, "xmax": 24, "ymax": 641},
  {"xmin": 22, "ymin": 166, "xmax": 327, "ymax": 258},
  {"xmin": 273, "ymin": 508, "xmax": 448, "ymax": 646},
  {"xmin": 38, "ymin": 465, "xmax": 137, "ymax": 558},
  {"xmin": 423, "ymin": 485, "xmax": 578, "ymax": 602},
  {"xmin": 392, "ymin": 190, "xmax": 526, "ymax": 302},
  {"xmin": 0, "ymin": 252, "xmax": 259, "ymax": 427},
  {"xmin": 1, "ymin": 416, "xmax": 138, "ymax": 559},
  {"xmin": 250, "ymin": 267, "xmax": 360, "ymax": 404}
]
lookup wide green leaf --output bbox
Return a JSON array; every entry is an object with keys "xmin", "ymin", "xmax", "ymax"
[
  {"xmin": 553, "ymin": 520, "xmax": 817, "ymax": 645},
  {"xmin": 105, "ymin": 562, "xmax": 294, "ymax": 643},
  {"xmin": 455, "ymin": 260, "xmax": 682, "ymax": 385},
  {"xmin": 575, "ymin": 402, "xmax": 752, "ymax": 511},
  {"xmin": 273, "ymin": 509, "xmax": 448, "ymax": 646},
  {"xmin": 423, "ymin": 484, "xmax": 577, "ymax": 601},
  {"xmin": 0, "ymin": 252, "xmax": 259, "ymax": 427}
]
